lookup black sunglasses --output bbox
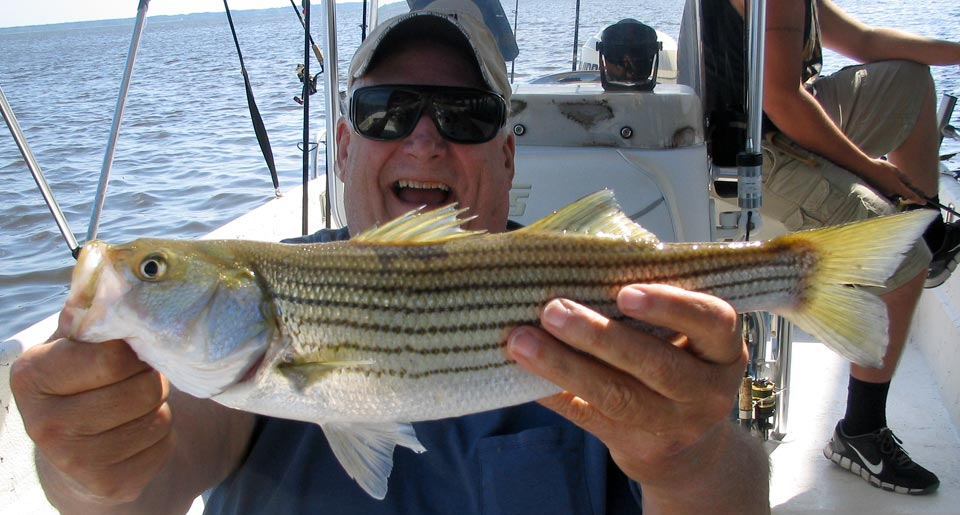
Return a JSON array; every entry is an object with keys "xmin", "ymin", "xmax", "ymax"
[{"xmin": 349, "ymin": 84, "xmax": 507, "ymax": 144}]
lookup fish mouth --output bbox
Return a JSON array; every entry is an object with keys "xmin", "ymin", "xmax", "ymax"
[
  {"xmin": 60, "ymin": 241, "xmax": 129, "ymax": 340},
  {"xmin": 392, "ymin": 180, "xmax": 453, "ymax": 209},
  {"xmin": 63, "ymin": 242, "xmax": 106, "ymax": 312},
  {"xmin": 60, "ymin": 243, "xmax": 105, "ymax": 338}
]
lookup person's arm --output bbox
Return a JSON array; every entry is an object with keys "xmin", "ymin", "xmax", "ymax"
[
  {"xmin": 755, "ymin": 0, "xmax": 922, "ymax": 201},
  {"xmin": 818, "ymin": 0, "xmax": 960, "ymax": 65},
  {"xmin": 11, "ymin": 333, "xmax": 255, "ymax": 515},
  {"xmin": 507, "ymin": 284, "xmax": 770, "ymax": 514}
]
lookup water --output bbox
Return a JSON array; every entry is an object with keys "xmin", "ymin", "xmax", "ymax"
[{"xmin": 1, "ymin": 0, "xmax": 959, "ymax": 340}]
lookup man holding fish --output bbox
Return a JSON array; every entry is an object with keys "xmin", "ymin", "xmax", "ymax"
[{"xmin": 11, "ymin": 3, "xmax": 785, "ymax": 513}]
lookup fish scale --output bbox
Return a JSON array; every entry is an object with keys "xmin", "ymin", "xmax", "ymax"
[
  {"xmin": 258, "ymin": 235, "xmax": 807, "ymax": 364},
  {"xmin": 60, "ymin": 190, "xmax": 936, "ymax": 499}
]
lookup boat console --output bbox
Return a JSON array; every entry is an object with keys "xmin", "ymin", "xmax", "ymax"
[{"xmin": 507, "ymin": 81, "xmax": 712, "ymax": 244}]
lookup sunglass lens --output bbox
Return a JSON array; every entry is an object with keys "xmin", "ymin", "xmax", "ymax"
[
  {"xmin": 432, "ymin": 91, "xmax": 504, "ymax": 143},
  {"xmin": 352, "ymin": 86, "xmax": 504, "ymax": 143},
  {"xmin": 353, "ymin": 87, "xmax": 423, "ymax": 140}
]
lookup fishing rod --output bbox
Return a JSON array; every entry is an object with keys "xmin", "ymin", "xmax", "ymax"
[
  {"xmin": 739, "ymin": 0, "xmax": 766, "ymax": 241},
  {"xmin": 1, "ymin": 85, "xmax": 81, "ymax": 259},
  {"xmin": 571, "ymin": 0, "xmax": 581, "ymax": 72},
  {"xmin": 361, "ymin": 0, "xmax": 369, "ymax": 41},
  {"xmin": 509, "ymin": 0, "xmax": 519, "ymax": 82},
  {"xmin": 223, "ymin": 0, "xmax": 281, "ymax": 197},
  {"xmin": 87, "ymin": 0, "xmax": 150, "ymax": 243},
  {"xmin": 902, "ymin": 182, "xmax": 960, "ymax": 218},
  {"xmin": 289, "ymin": 0, "xmax": 325, "ymax": 70},
  {"xmin": 301, "ymin": 0, "xmax": 313, "ymax": 236}
]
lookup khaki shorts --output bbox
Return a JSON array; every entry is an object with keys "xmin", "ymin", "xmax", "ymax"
[{"xmin": 760, "ymin": 60, "xmax": 934, "ymax": 292}]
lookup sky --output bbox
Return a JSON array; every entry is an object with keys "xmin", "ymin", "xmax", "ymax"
[{"xmin": 0, "ymin": 0, "xmax": 400, "ymax": 29}]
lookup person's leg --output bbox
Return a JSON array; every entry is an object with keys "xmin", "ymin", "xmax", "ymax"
[
  {"xmin": 844, "ymin": 271, "xmax": 924, "ymax": 436},
  {"xmin": 759, "ymin": 137, "xmax": 940, "ymax": 493},
  {"xmin": 807, "ymin": 61, "xmax": 941, "ymax": 493},
  {"xmin": 892, "ymin": 88, "xmax": 960, "ymax": 287},
  {"xmin": 814, "ymin": 61, "xmax": 960, "ymax": 288},
  {"xmin": 885, "ymin": 77, "xmax": 940, "ymax": 197}
]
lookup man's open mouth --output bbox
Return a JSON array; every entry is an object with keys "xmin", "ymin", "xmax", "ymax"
[{"xmin": 393, "ymin": 180, "xmax": 452, "ymax": 206}]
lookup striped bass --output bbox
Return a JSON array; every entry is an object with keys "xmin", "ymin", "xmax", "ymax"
[{"xmin": 59, "ymin": 190, "xmax": 935, "ymax": 499}]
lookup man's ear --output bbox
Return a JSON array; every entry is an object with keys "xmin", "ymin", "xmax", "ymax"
[{"xmin": 335, "ymin": 117, "xmax": 351, "ymax": 181}]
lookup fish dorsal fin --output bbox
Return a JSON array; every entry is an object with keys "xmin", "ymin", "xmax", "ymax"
[
  {"xmin": 518, "ymin": 190, "xmax": 660, "ymax": 244},
  {"xmin": 352, "ymin": 204, "xmax": 486, "ymax": 244},
  {"xmin": 321, "ymin": 421, "xmax": 426, "ymax": 499}
]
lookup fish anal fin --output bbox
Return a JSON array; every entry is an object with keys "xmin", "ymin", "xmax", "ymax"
[
  {"xmin": 518, "ymin": 190, "xmax": 660, "ymax": 244},
  {"xmin": 321, "ymin": 421, "xmax": 427, "ymax": 500},
  {"xmin": 353, "ymin": 204, "xmax": 486, "ymax": 244}
]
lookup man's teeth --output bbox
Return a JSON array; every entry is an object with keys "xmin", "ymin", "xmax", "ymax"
[{"xmin": 397, "ymin": 180, "xmax": 449, "ymax": 191}]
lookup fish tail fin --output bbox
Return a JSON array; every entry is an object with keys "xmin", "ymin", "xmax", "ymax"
[{"xmin": 776, "ymin": 210, "xmax": 936, "ymax": 367}]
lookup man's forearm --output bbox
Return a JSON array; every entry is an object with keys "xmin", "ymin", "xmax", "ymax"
[
  {"xmin": 858, "ymin": 28, "xmax": 960, "ymax": 65},
  {"xmin": 765, "ymin": 87, "xmax": 876, "ymax": 179}
]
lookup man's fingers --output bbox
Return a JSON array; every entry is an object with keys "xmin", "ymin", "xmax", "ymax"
[
  {"xmin": 617, "ymin": 284, "xmax": 744, "ymax": 366},
  {"xmin": 47, "ymin": 420, "xmax": 178, "ymax": 503},
  {"xmin": 521, "ymin": 294, "xmax": 729, "ymax": 401},
  {"xmin": 34, "ymin": 368, "xmax": 171, "ymax": 438},
  {"xmin": 12, "ymin": 338, "xmax": 151, "ymax": 397},
  {"xmin": 507, "ymin": 325, "xmax": 675, "ymax": 428}
]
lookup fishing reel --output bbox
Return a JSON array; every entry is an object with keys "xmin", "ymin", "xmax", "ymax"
[
  {"xmin": 739, "ymin": 376, "xmax": 780, "ymax": 441},
  {"xmin": 736, "ymin": 312, "xmax": 789, "ymax": 441},
  {"xmin": 293, "ymin": 63, "xmax": 322, "ymax": 105}
]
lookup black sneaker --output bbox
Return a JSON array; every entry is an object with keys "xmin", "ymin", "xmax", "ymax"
[
  {"xmin": 926, "ymin": 218, "xmax": 960, "ymax": 288},
  {"xmin": 823, "ymin": 420, "xmax": 940, "ymax": 495}
]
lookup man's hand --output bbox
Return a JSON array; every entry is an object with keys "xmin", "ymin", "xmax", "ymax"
[
  {"xmin": 863, "ymin": 158, "xmax": 927, "ymax": 204},
  {"xmin": 10, "ymin": 334, "xmax": 175, "ymax": 508},
  {"xmin": 507, "ymin": 284, "xmax": 769, "ymax": 514}
]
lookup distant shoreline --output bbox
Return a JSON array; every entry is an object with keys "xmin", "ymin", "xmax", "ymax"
[{"xmin": 0, "ymin": 7, "xmax": 286, "ymax": 33}]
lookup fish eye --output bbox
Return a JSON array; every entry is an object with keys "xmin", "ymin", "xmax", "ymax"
[{"xmin": 138, "ymin": 254, "xmax": 167, "ymax": 281}]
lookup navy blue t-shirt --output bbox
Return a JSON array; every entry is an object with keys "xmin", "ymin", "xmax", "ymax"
[{"xmin": 203, "ymin": 226, "xmax": 643, "ymax": 514}]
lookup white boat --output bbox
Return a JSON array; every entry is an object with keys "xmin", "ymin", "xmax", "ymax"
[{"xmin": 1, "ymin": 1, "xmax": 958, "ymax": 513}]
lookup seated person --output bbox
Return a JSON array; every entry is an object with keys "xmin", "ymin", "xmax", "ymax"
[{"xmin": 702, "ymin": 0, "xmax": 960, "ymax": 495}]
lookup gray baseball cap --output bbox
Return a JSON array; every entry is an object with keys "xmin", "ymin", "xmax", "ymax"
[{"xmin": 347, "ymin": 0, "xmax": 511, "ymax": 101}]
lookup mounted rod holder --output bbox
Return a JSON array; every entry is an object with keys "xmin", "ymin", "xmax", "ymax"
[{"xmin": 738, "ymin": 0, "xmax": 766, "ymax": 230}]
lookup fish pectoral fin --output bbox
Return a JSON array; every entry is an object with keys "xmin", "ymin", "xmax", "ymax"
[
  {"xmin": 321, "ymin": 421, "xmax": 426, "ymax": 500},
  {"xmin": 517, "ymin": 189, "xmax": 661, "ymax": 244},
  {"xmin": 279, "ymin": 359, "xmax": 375, "ymax": 390}
]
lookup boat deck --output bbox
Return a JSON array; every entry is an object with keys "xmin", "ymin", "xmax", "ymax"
[{"xmin": 768, "ymin": 331, "xmax": 960, "ymax": 514}]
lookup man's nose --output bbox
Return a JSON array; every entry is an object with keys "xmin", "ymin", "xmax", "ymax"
[{"xmin": 403, "ymin": 111, "xmax": 447, "ymax": 156}]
